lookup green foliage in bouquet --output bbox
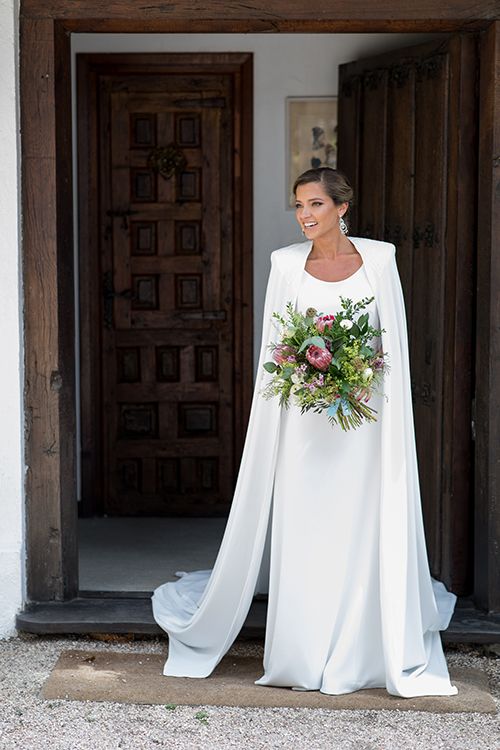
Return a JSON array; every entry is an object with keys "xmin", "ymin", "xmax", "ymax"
[{"xmin": 261, "ymin": 297, "xmax": 389, "ymax": 431}]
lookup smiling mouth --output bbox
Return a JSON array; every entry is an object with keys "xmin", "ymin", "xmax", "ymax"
[{"xmin": 303, "ymin": 222, "xmax": 318, "ymax": 228}]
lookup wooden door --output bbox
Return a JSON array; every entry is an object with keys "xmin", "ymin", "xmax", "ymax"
[
  {"xmin": 78, "ymin": 55, "xmax": 253, "ymax": 518},
  {"xmin": 338, "ymin": 34, "xmax": 478, "ymax": 595}
]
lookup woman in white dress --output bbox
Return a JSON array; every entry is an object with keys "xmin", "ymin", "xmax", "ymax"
[{"xmin": 152, "ymin": 167, "xmax": 458, "ymax": 698}]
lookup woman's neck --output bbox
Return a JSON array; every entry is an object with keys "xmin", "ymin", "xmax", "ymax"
[{"xmin": 309, "ymin": 233, "xmax": 353, "ymax": 261}]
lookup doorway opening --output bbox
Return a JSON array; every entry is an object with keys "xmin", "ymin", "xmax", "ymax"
[
  {"xmin": 75, "ymin": 52, "xmax": 253, "ymax": 595},
  {"xmin": 72, "ymin": 31, "xmax": 475, "ymax": 609}
]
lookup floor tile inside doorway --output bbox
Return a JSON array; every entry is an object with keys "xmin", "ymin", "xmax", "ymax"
[{"xmin": 78, "ymin": 517, "xmax": 226, "ymax": 592}]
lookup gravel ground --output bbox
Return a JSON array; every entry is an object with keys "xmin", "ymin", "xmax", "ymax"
[{"xmin": 0, "ymin": 634, "xmax": 498, "ymax": 750}]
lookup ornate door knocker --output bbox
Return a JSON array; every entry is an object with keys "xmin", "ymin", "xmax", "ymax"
[{"xmin": 147, "ymin": 144, "xmax": 187, "ymax": 180}]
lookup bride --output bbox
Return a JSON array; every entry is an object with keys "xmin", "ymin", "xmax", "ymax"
[{"xmin": 152, "ymin": 167, "xmax": 458, "ymax": 698}]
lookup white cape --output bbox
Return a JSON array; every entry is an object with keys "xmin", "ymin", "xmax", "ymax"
[{"xmin": 151, "ymin": 237, "xmax": 458, "ymax": 697}]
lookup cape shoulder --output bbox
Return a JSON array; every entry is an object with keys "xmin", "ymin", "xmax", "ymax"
[{"xmin": 270, "ymin": 237, "xmax": 396, "ymax": 277}]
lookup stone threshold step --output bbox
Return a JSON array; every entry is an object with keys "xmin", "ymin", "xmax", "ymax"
[
  {"xmin": 16, "ymin": 597, "xmax": 266, "ymax": 637},
  {"xmin": 16, "ymin": 597, "xmax": 500, "ymax": 643}
]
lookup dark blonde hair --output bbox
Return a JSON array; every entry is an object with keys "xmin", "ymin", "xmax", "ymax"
[{"xmin": 293, "ymin": 167, "xmax": 354, "ymax": 230}]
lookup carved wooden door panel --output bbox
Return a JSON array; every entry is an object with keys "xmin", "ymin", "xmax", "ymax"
[
  {"xmin": 338, "ymin": 35, "xmax": 478, "ymax": 595},
  {"xmin": 80, "ymin": 62, "xmax": 245, "ymax": 517}
]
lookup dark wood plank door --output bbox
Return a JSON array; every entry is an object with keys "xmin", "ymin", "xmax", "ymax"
[
  {"xmin": 338, "ymin": 34, "xmax": 478, "ymax": 595},
  {"xmin": 78, "ymin": 55, "xmax": 253, "ymax": 518}
]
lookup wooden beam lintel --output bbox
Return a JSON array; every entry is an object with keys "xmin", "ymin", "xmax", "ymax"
[
  {"xmin": 22, "ymin": 18, "xmax": 493, "ymax": 34},
  {"xmin": 19, "ymin": 0, "xmax": 500, "ymax": 25}
]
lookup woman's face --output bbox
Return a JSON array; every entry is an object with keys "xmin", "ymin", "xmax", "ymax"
[{"xmin": 294, "ymin": 182, "xmax": 347, "ymax": 241}]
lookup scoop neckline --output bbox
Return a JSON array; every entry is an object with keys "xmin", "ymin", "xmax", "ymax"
[{"xmin": 303, "ymin": 262, "xmax": 365, "ymax": 284}]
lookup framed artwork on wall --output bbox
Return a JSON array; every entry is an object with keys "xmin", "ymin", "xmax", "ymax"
[{"xmin": 286, "ymin": 96, "xmax": 338, "ymax": 209}]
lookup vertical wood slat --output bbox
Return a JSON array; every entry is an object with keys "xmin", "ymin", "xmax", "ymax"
[
  {"xmin": 411, "ymin": 51, "xmax": 449, "ymax": 575},
  {"xmin": 21, "ymin": 18, "xmax": 78, "ymax": 600},
  {"xmin": 201, "ymin": 107, "xmax": 221, "ymax": 309},
  {"xmin": 98, "ymin": 74, "xmax": 115, "ymax": 513},
  {"xmin": 225, "ymin": 56, "xmax": 253, "ymax": 467},
  {"xmin": 110, "ymin": 90, "xmax": 133, "ymax": 331},
  {"xmin": 78, "ymin": 61, "xmax": 102, "ymax": 516},
  {"xmin": 385, "ymin": 63, "xmax": 415, "ymax": 322},
  {"xmin": 358, "ymin": 69, "xmax": 388, "ymax": 238},
  {"xmin": 337, "ymin": 72, "xmax": 361, "ymax": 232},
  {"xmin": 440, "ymin": 34, "xmax": 477, "ymax": 593},
  {"xmin": 217, "ymin": 75, "xmax": 236, "ymax": 488},
  {"xmin": 475, "ymin": 20, "xmax": 500, "ymax": 612}
]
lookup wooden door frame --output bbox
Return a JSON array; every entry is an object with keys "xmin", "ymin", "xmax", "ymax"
[
  {"xmin": 77, "ymin": 52, "xmax": 253, "ymax": 518},
  {"xmin": 20, "ymin": 4, "xmax": 500, "ymax": 616}
]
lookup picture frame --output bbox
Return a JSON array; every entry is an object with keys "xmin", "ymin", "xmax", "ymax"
[{"xmin": 286, "ymin": 96, "xmax": 338, "ymax": 209}]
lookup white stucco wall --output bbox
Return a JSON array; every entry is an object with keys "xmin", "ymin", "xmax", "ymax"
[{"xmin": 0, "ymin": 0, "xmax": 23, "ymax": 639}]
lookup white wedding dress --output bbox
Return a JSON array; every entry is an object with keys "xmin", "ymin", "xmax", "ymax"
[
  {"xmin": 152, "ymin": 247, "xmax": 458, "ymax": 697},
  {"xmin": 255, "ymin": 265, "xmax": 388, "ymax": 693}
]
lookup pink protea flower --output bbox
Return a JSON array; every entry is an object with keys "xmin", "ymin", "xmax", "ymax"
[
  {"xmin": 272, "ymin": 344, "xmax": 296, "ymax": 365},
  {"xmin": 316, "ymin": 315, "xmax": 335, "ymax": 334},
  {"xmin": 306, "ymin": 345, "xmax": 332, "ymax": 371}
]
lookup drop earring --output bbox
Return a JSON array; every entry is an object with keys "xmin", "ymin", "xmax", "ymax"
[{"xmin": 339, "ymin": 215, "xmax": 348, "ymax": 235}]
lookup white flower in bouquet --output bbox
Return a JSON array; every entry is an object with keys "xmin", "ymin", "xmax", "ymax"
[
  {"xmin": 362, "ymin": 367, "xmax": 374, "ymax": 382},
  {"xmin": 340, "ymin": 319, "xmax": 353, "ymax": 330}
]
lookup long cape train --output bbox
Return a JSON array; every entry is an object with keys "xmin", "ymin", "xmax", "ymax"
[{"xmin": 151, "ymin": 237, "xmax": 458, "ymax": 698}]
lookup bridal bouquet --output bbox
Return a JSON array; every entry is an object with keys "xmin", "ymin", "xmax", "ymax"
[{"xmin": 261, "ymin": 297, "xmax": 389, "ymax": 430}]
